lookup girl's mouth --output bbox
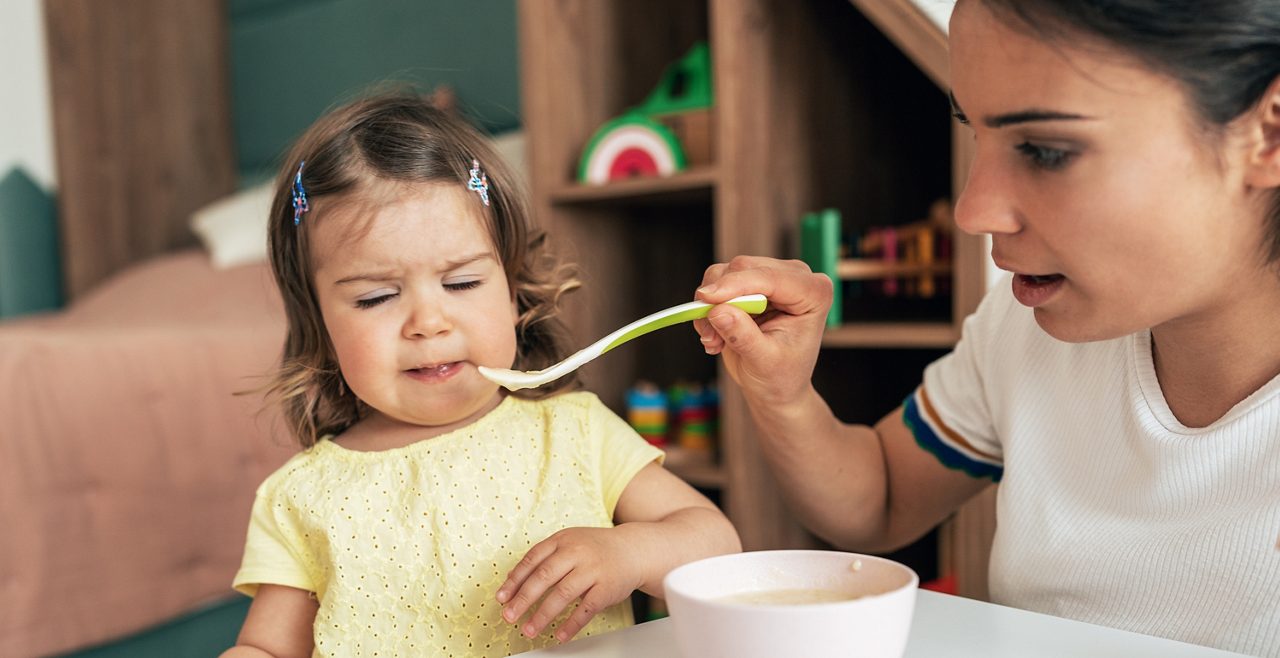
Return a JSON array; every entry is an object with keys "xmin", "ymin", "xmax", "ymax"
[
  {"xmin": 405, "ymin": 362, "xmax": 462, "ymax": 382},
  {"xmin": 1011, "ymin": 273, "xmax": 1065, "ymax": 308}
]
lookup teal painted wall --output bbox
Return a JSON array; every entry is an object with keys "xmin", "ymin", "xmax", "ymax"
[{"xmin": 228, "ymin": 0, "xmax": 520, "ymax": 180}]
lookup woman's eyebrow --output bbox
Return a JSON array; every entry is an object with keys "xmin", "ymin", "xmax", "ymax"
[{"xmin": 949, "ymin": 91, "xmax": 1093, "ymax": 128}]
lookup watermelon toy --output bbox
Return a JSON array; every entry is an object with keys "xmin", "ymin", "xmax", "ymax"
[
  {"xmin": 577, "ymin": 42, "xmax": 713, "ymax": 185},
  {"xmin": 578, "ymin": 115, "xmax": 685, "ymax": 185}
]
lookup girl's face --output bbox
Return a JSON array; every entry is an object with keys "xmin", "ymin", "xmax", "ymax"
[
  {"xmin": 950, "ymin": 0, "xmax": 1270, "ymax": 343},
  {"xmin": 310, "ymin": 181, "xmax": 517, "ymax": 436}
]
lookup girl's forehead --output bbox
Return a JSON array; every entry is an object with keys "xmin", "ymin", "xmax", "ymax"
[{"xmin": 309, "ymin": 181, "xmax": 496, "ymax": 268}]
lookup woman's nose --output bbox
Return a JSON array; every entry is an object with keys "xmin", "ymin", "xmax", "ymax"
[{"xmin": 953, "ymin": 146, "xmax": 1021, "ymax": 237}]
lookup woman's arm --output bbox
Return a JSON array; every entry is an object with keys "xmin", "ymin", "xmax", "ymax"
[
  {"xmin": 497, "ymin": 462, "xmax": 739, "ymax": 642},
  {"xmin": 694, "ymin": 256, "xmax": 987, "ymax": 551},
  {"xmin": 219, "ymin": 584, "xmax": 318, "ymax": 658}
]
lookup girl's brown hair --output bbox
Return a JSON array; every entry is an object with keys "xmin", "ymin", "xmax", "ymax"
[{"xmin": 263, "ymin": 91, "xmax": 580, "ymax": 447}]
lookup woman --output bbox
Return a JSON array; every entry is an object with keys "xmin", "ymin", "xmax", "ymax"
[{"xmin": 693, "ymin": 0, "xmax": 1280, "ymax": 654}]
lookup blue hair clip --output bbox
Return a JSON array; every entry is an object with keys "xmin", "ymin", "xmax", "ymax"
[
  {"xmin": 467, "ymin": 159, "xmax": 490, "ymax": 207},
  {"xmin": 292, "ymin": 161, "xmax": 310, "ymax": 225}
]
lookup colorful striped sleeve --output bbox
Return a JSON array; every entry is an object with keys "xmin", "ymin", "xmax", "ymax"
[{"xmin": 903, "ymin": 385, "xmax": 1003, "ymax": 482}]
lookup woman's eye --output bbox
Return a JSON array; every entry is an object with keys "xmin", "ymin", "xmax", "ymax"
[
  {"xmin": 445, "ymin": 280, "xmax": 482, "ymax": 291},
  {"xmin": 1016, "ymin": 142, "xmax": 1073, "ymax": 170},
  {"xmin": 355, "ymin": 293, "xmax": 396, "ymax": 309}
]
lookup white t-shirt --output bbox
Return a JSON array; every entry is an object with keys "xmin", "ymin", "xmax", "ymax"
[{"xmin": 905, "ymin": 276, "xmax": 1280, "ymax": 657}]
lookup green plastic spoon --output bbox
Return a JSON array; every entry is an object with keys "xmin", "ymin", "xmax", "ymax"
[{"xmin": 478, "ymin": 293, "xmax": 767, "ymax": 391}]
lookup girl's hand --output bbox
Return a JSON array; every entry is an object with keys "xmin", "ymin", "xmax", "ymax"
[
  {"xmin": 496, "ymin": 527, "xmax": 641, "ymax": 643},
  {"xmin": 693, "ymin": 256, "xmax": 833, "ymax": 408}
]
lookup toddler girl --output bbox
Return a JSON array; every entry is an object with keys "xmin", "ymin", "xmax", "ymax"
[{"xmin": 221, "ymin": 93, "xmax": 740, "ymax": 658}]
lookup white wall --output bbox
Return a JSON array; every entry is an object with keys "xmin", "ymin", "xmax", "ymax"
[{"xmin": 0, "ymin": 0, "xmax": 55, "ymax": 189}]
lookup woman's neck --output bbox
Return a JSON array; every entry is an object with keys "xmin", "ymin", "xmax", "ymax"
[{"xmin": 1151, "ymin": 275, "xmax": 1280, "ymax": 428}]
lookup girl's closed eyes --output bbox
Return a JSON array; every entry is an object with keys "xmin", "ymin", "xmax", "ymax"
[
  {"xmin": 355, "ymin": 290, "xmax": 397, "ymax": 309},
  {"xmin": 353, "ymin": 279, "xmax": 485, "ymax": 309}
]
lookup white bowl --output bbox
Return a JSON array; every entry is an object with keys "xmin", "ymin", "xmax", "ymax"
[{"xmin": 663, "ymin": 549, "xmax": 918, "ymax": 658}]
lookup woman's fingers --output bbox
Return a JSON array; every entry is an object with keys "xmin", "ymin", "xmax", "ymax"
[{"xmin": 696, "ymin": 257, "xmax": 830, "ymax": 318}]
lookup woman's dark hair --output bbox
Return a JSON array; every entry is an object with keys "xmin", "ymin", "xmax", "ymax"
[
  {"xmin": 262, "ymin": 91, "xmax": 581, "ymax": 447},
  {"xmin": 978, "ymin": 0, "xmax": 1280, "ymax": 260}
]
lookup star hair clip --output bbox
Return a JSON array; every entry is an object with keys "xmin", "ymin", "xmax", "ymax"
[
  {"xmin": 467, "ymin": 159, "xmax": 490, "ymax": 207},
  {"xmin": 292, "ymin": 160, "xmax": 310, "ymax": 225}
]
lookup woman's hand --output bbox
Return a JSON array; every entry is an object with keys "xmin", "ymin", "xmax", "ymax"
[
  {"xmin": 693, "ymin": 256, "xmax": 833, "ymax": 408},
  {"xmin": 496, "ymin": 527, "xmax": 641, "ymax": 643}
]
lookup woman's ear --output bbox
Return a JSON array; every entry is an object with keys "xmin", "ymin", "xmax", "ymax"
[{"xmin": 1245, "ymin": 75, "xmax": 1280, "ymax": 189}]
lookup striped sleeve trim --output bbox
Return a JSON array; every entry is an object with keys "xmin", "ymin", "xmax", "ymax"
[{"xmin": 903, "ymin": 386, "xmax": 1003, "ymax": 482}]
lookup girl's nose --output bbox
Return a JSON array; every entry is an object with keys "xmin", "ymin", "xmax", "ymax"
[
  {"xmin": 403, "ymin": 299, "xmax": 452, "ymax": 339},
  {"xmin": 953, "ymin": 146, "xmax": 1021, "ymax": 237}
]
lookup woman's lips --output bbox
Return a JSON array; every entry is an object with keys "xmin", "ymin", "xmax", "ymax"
[{"xmin": 1011, "ymin": 273, "xmax": 1065, "ymax": 308}]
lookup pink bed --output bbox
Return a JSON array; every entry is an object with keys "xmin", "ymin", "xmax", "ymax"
[{"xmin": 0, "ymin": 250, "xmax": 296, "ymax": 656}]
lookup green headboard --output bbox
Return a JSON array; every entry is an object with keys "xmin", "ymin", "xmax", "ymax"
[{"xmin": 228, "ymin": 0, "xmax": 521, "ymax": 181}]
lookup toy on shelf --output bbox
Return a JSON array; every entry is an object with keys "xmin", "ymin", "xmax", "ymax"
[
  {"xmin": 800, "ymin": 208, "xmax": 844, "ymax": 328},
  {"xmin": 624, "ymin": 379, "xmax": 720, "ymax": 459},
  {"xmin": 578, "ymin": 41, "xmax": 713, "ymax": 185},
  {"xmin": 669, "ymin": 381, "xmax": 718, "ymax": 458},
  {"xmin": 625, "ymin": 381, "xmax": 669, "ymax": 447},
  {"xmin": 799, "ymin": 200, "xmax": 954, "ymax": 320}
]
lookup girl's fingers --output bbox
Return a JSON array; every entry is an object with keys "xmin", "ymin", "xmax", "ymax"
[
  {"xmin": 554, "ymin": 586, "xmax": 608, "ymax": 643},
  {"xmin": 523, "ymin": 569, "xmax": 591, "ymax": 638},
  {"xmin": 497, "ymin": 538, "xmax": 555, "ymax": 604},
  {"xmin": 500, "ymin": 545, "xmax": 569, "ymax": 625}
]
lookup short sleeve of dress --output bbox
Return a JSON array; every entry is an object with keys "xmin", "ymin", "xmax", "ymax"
[
  {"xmin": 232, "ymin": 480, "xmax": 315, "ymax": 597},
  {"xmin": 583, "ymin": 394, "xmax": 665, "ymax": 517},
  {"xmin": 902, "ymin": 277, "xmax": 1015, "ymax": 482}
]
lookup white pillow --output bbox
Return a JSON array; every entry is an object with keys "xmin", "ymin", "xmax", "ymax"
[
  {"xmin": 490, "ymin": 129, "xmax": 528, "ymax": 183},
  {"xmin": 189, "ymin": 182, "xmax": 274, "ymax": 269}
]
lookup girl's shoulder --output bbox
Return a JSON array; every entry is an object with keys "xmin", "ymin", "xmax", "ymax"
[
  {"xmin": 509, "ymin": 390, "xmax": 605, "ymax": 415},
  {"xmin": 252, "ymin": 439, "xmax": 343, "ymax": 496}
]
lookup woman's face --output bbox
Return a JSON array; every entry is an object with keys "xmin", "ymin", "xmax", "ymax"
[{"xmin": 950, "ymin": 0, "xmax": 1269, "ymax": 343}]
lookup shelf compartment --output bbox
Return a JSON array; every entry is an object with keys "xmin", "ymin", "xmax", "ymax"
[
  {"xmin": 550, "ymin": 167, "xmax": 717, "ymax": 206},
  {"xmin": 821, "ymin": 322, "xmax": 958, "ymax": 348},
  {"xmin": 663, "ymin": 446, "xmax": 727, "ymax": 489},
  {"xmin": 836, "ymin": 259, "xmax": 952, "ymax": 280}
]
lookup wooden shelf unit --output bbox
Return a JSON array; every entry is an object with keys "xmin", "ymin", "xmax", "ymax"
[
  {"xmin": 519, "ymin": 0, "xmax": 994, "ymax": 600},
  {"xmin": 550, "ymin": 167, "xmax": 719, "ymax": 205}
]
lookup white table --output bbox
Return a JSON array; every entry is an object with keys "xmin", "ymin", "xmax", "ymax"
[{"xmin": 512, "ymin": 590, "xmax": 1251, "ymax": 657}]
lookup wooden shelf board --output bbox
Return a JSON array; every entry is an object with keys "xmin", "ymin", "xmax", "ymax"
[
  {"xmin": 822, "ymin": 322, "xmax": 958, "ymax": 348},
  {"xmin": 663, "ymin": 446, "xmax": 727, "ymax": 489},
  {"xmin": 550, "ymin": 167, "xmax": 718, "ymax": 205},
  {"xmin": 837, "ymin": 259, "xmax": 952, "ymax": 280}
]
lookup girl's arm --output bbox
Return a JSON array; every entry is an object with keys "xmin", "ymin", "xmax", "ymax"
[
  {"xmin": 496, "ymin": 462, "xmax": 740, "ymax": 643},
  {"xmin": 219, "ymin": 584, "xmax": 318, "ymax": 658}
]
